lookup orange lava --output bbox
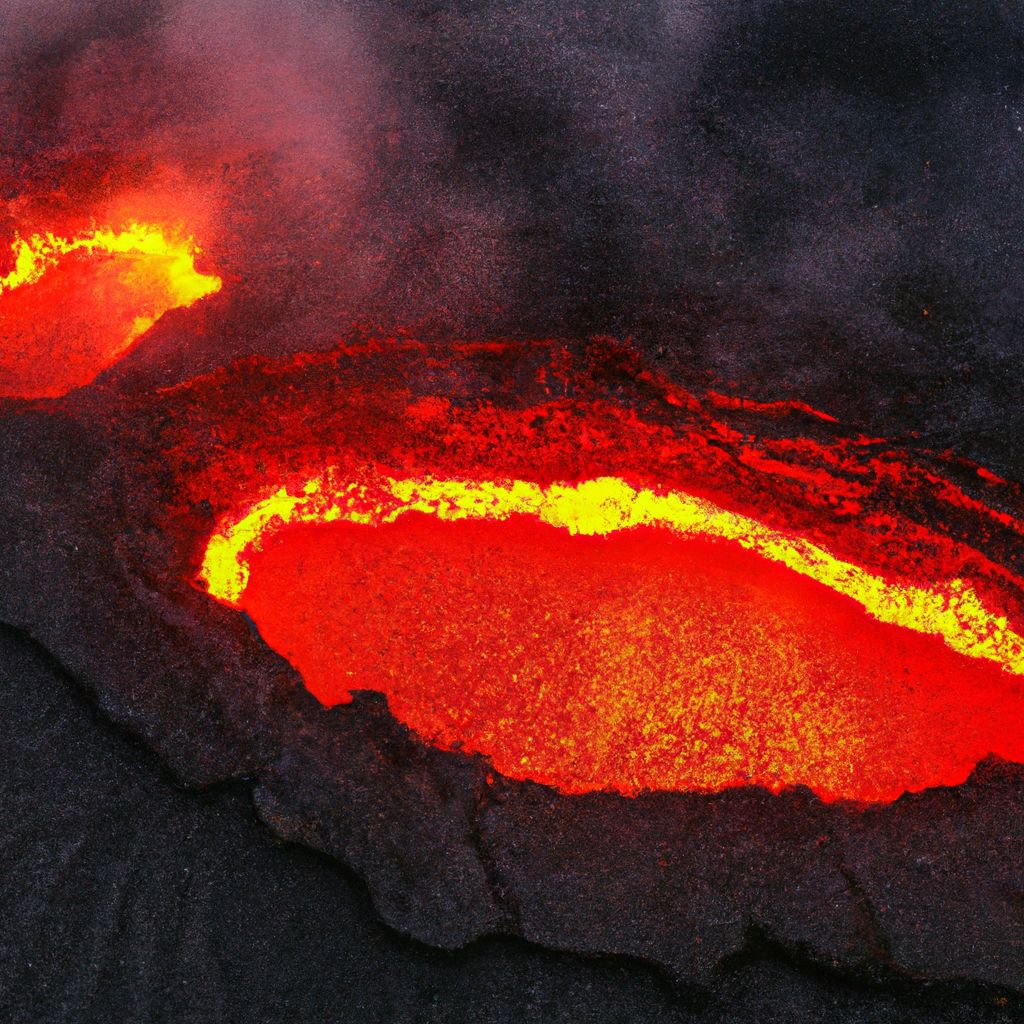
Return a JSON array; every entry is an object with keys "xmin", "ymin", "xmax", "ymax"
[
  {"xmin": 201, "ymin": 473, "xmax": 1024, "ymax": 803},
  {"xmin": 0, "ymin": 224, "xmax": 221, "ymax": 399}
]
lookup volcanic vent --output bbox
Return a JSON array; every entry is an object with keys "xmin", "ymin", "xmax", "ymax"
[
  {"xmin": 195, "ymin": 395, "xmax": 1024, "ymax": 805},
  {"xmin": 0, "ymin": 221, "xmax": 221, "ymax": 398},
  {"xmin": 2, "ymin": 337, "xmax": 1024, "ymax": 990},
  {"xmin": 4, "ymin": 0, "xmax": 1024, "ymax": 1015}
]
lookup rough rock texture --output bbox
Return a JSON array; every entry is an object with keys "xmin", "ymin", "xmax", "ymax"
[
  {"xmin": 1, "ymin": 344, "xmax": 1022, "ymax": 997},
  {"xmin": 5, "ymin": 2, "xmax": 1024, "ymax": 1013},
  {"xmin": 8, "ymin": 0, "xmax": 1024, "ymax": 480},
  {"xmin": 3, "ymin": 624, "xmax": 1022, "ymax": 1023}
]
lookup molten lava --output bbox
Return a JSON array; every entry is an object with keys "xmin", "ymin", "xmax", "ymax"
[
  {"xmin": 0, "ymin": 223, "xmax": 221, "ymax": 399},
  {"xmin": 200, "ymin": 470, "xmax": 1024, "ymax": 803}
]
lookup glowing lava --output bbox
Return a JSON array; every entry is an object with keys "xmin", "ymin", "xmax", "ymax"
[
  {"xmin": 0, "ymin": 223, "xmax": 221, "ymax": 399},
  {"xmin": 200, "ymin": 471, "xmax": 1024, "ymax": 803}
]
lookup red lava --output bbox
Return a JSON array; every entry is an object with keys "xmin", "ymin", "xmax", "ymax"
[{"xmin": 233, "ymin": 509, "xmax": 1024, "ymax": 803}]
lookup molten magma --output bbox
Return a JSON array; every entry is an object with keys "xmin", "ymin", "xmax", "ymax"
[
  {"xmin": 0, "ymin": 224, "xmax": 221, "ymax": 398},
  {"xmin": 201, "ymin": 472, "xmax": 1024, "ymax": 802}
]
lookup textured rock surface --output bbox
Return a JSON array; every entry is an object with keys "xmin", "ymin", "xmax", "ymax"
[
  {"xmin": 1, "ymin": 352, "xmax": 1022, "ymax": 995},
  {"xmin": 5, "ymin": 2, "xmax": 1024, "ymax": 1013},
  {"xmin": 3, "ymin": 624, "xmax": 1022, "ymax": 1023}
]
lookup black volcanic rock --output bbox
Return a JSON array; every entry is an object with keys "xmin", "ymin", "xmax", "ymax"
[
  {"xmin": 0, "ymin": 343, "xmax": 1021, "ymax": 997},
  {"xmin": 2, "ymin": 623, "xmax": 1022, "ymax": 1022},
  {"xmin": 5, "ymin": 1, "xmax": 1024, "ymax": 1017}
]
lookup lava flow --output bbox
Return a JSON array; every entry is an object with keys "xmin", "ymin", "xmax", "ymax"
[
  {"xmin": 199, "ymin": 465, "xmax": 1024, "ymax": 804},
  {"xmin": 0, "ymin": 223, "xmax": 221, "ymax": 399}
]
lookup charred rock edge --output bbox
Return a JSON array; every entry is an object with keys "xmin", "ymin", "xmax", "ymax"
[
  {"xmin": 3, "ymin": 618, "xmax": 1023, "ymax": 1020},
  {"xmin": 251, "ymin": 688, "xmax": 1024, "ymax": 991},
  {"xmin": 1, "ymin": 368, "xmax": 1022, "ymax": 995},
  {"xmin": 2, "ymin": 507, "xmax": 1024, "ymax": 995}
]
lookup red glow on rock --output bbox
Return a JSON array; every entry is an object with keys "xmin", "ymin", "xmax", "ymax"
[
  {"xmin": 168, "ymin": 341, "xmax": 1024, "ymax": 804},
  {"xmin": 705, "ymin": 390, "xmax": 839, "ymax": 422},
  {"xmin": 223, "ymin": 496, "xmax": 1023, "ymax": 804},
  {"xmin": 0, "ymin": 224, "xmax": 221, "ymax": 399}
]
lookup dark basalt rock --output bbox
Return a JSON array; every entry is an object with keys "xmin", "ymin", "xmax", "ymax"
[
  {"xmin": 6, "ymin": 621, "xmax": 1022, "ymax": 1023},
  {"xmin": 1, "ymin": 343, "xmax": 1021, "ymax": 996},
  {"xmin": 6, "ymin": 1, "xmax": 1024, "ymax": 1015}
]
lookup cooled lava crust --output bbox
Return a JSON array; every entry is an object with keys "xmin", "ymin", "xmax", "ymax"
[{"xmin": 1, "ymin": 336, "xmax": 1022, "ymax": 992}]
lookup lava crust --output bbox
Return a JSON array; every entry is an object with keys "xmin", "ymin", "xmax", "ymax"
[{"xmin": 1, "ymin": 338, "xmax": 1021, "ymax": 991}]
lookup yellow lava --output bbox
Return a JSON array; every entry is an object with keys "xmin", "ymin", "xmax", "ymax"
[
  {"xmin": 0, "ymin": 222, "xmax": 221, "ymax": 307},
  {"xmin": 200, "ymin": 472, "xmax": 1024, "ymax": 676}
]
